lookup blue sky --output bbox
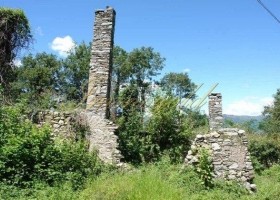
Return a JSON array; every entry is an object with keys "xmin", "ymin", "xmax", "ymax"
[{"xmin": 2, "ymin": 0, "xmax": 280, "ymax": 116}]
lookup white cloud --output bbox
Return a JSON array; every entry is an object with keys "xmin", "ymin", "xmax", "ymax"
[
  {"xmin": 50, "ymin": 35, "xmax": 75, "ymax": 57},
  {"xmin": 183, "ymin": 68, "xmax": 191, "ymax": 73},
  {"xmin": 224, "ymin": 97, "xmax": 273, "ymax": 116},
  {"xmin": 13, "ymin": 59, "xmax": 22, "ymax": 67},
  {"xmin": 36, "ymin": 26, "xmax": 44, "ymax": 36}
]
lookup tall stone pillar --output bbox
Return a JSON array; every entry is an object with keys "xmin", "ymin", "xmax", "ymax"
[
  {"xmin": 86, "ymin": 7, "xmax": 116, "ymax": 119},
  {"xmin": 209, "ymin": 93, "xmax": 223, "ymax": 131}
]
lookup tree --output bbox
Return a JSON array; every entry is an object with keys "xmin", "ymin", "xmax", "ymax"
[
  {"xmin": 61, "ymin": 42, "xmax": 91, "ymax": 103},
  {"xmin": 160, "ymin": 72, "xmax": 196, "ymax": 99},
  {"xmin": 260, "ymin": 89, "xmax": 280, "ymax": 134},
  {"xmin": 112, "ymin": 46, "xmax": 130, "ymax": 104},
  {"xmin": 0, "ymin": 8, "xmax": 32, "ymax": 96},
  {"xmin": 147, "ymin": 96, "xmax": 192, "ymax": 163},
  {"xmin": 14, "ymin": 52, "xmax": 60, "ymax": 113},
  {"xmin": 127, "ymin": 47, "xmax": 165, "ymax": 113}
]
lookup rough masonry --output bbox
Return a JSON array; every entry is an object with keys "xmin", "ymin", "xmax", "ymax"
[
  {"xmin": 84, "ymin": 7, "xmax": 123, "ymax": 165},
  {"xmin": 185, "ymin": 93, "xmax": 256, "ymax": 191},
  {"xmin": 209, "ymin": 93, "xmax": 223, "ymax": 131},
  {"xmin": 86, "ymin": 6, "xmax": 115, "ymax": 119},
  {"xmin": 185, "ymin": 128, "xmax": 256, "ymax": 191},
  {"xmin": 37, "ymin": 110, "xmax": 74, "ymax": 138}
]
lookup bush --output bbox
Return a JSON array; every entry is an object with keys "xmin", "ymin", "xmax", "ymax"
[
  {"xmin": 0, "ymin": 106, "xmax": 55, "ymax": 186},
  {"xmin": 248, "ymin": 134, "xmax": 280, "ymax": 172},
  {"xmin": 117, "ymin": 95, "xmax": 192, "ymax": 164},
  {"xmin": 194, "ymin": 148, "xmax": 214, "ymax": 189},
  {"xmin": 147, "ymin": 96, "xmax": 192, "ymax": 163},
  {"xmin": 0, "ymin": 105, "xmax": 102, "ymax": 189}
]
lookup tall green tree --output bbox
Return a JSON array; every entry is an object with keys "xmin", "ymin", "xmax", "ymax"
[
  {"xmin": 62, "ymin": 42, "xmax": 91, "ymax": 103},
  {"xmin": 127, "ymin": 47, "xmax": 165, "ymax": 112},
  {"xmin": 160, "ymin": 72, "xmax": 196, "ymax": 99},
  {"xmin": 260, "ymin": 89, "xmax": 280, "ymax": 134},
  {"xmin": 112, "ymin": 46, "xmax": 129, "ymax": 104},
  {"xmin": 14, "ymin": 52, "xmax": 60, "ymax": 112},
  {"xmin": 147, "ymin": 96, "xmax": 191, "ymax": 163},
  {"xmin": 0, "ymin": 8, "xmax": 32, "ymax": 97}
]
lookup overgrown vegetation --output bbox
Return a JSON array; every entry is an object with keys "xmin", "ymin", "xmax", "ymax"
[
  {"xmin": 1, "ymin": 7, "xmax": 280, "ymax": 200},
  {"xmin": 194, "ymin": 148, "xmax": 214, "ymax": 189},
  {"xmin": 0, "ymin": 8, "xmax": 32, "ymax": 100},
  {"xmin": 1, "ymin": 159, "xmax": 280, "ymax": 200},
  {"xmin": 0, "ymin": 104, "xmax": 103, "ymax": 191}
]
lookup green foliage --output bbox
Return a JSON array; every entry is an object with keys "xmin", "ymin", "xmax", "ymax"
[
  {"xmin": 12, "ymin": 52, "xmax": 60, "ymax": 113},
  {"xmin": 52, "ymin": 141, "xmax": 102, "ymax": 190},
  {"xmin": 0, "ymin": 105, "xmax": 102, "ymax": 189},
  {"xmin": 183, "ymin": 109, "xmax": 208, "ymax": 133},
  {"xmin": 147, "ymin": 96, "xmax": 192, "ymax": 163},
  {"xmin": 160, "ymin": 72, "xmax": 196, "ymax": 99},
  {"xmin": 79, "ymin": 162, "xmax": 187, "ymax": 200},
  {"xmin": 112, "ymin": 46, "xmax": 129, "ymax": 104},
  {"xmin": 248, "ymin": 134, "xmax": 280, "ymax": 172},
  {"xmin": 194, "ymin": 148, "xmax": 214, "ymax": 189},
  {"xmin": 127, "ymin": 47, "xmax": 165, "ymax": 112},
  {"xmin": 2, "ymin": 159, "xmax": 280, "ymax": 199},
  {"xmin": 61, "ymin": 42, "xmax": 91, "ymax": 103},
  {"xmin": 260, "ymin": 88, "xmax": 280, "ymax": 134},
  {"xmin": 0, "ymin": 106, "xmax": 56, "ymax": 186},
  {"xmin": 117, "ymin": 93, "xmax": 192, "ymax": 164},
  {"xmin": 117, "ymin": 86, "xmax": 155, "ymax": 164},
  {"xmin": 0, "ymin": 8, "xmax": 32, "ymax": 96},
  {"xmin": 119, "ymin": 84, "xmax": 140, "ymax": 117},
  {"xmin": 251, "ymin": 164, "xmax": 280, "ymax": 200},
  {"xmin": 128, "ymin": 47, "xmax": 165, "ymax": 84},
  {"xmin": 224, "ymin": 118, "xmax": 237, "ymax": 128},
  {"xmin": 117, "ymin": 109, "xmax": 147, "ymax": 164}
]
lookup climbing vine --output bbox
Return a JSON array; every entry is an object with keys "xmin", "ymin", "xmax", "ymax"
[{"xmin": 0, "ymin": 8, "xmax": 32, "ymax": 90}]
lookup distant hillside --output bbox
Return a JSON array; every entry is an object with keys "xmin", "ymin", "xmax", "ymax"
[{"xmin": 223, "ymin": 114, "xmax": 264, "ymax": 124}]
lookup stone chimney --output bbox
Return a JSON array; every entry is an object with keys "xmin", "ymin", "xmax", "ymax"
[
  {"xmin": 209, "ymin": 93, "xmax": 223, "ymax": 131},
  {"xmin": 86, "ymin": 7, "xmax": 116, "ymax": 119}
]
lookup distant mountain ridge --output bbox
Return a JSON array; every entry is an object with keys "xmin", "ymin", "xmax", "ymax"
[{"xmin": 223, "ymin": 114, "xmax": 264, "ymax": 124}]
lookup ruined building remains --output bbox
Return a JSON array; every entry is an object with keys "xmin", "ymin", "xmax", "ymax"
[
  {"xmin": 83, "ymin": 7, "xmax": 123, "ymax": 165},
  {"xmin": 86, "ymin": 6, "xmax": 115, "ymax": 119},
  {"xmin": 184, "ymin": 93, "xmax": 256, "ymax": 191},
  {"xmin": 209, "ymin": 93, "xmax": 223, "ymax": 131}
]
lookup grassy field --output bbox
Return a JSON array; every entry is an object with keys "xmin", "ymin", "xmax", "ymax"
[{"xmin": 1, "ymin": 162, "xmax": 280, "ymax": 200}]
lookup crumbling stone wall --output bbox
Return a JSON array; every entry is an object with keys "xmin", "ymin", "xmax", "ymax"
[
  {"xmin": 185, "ymin": 128, "xmax": 255, "ymax": 190},
  {"xmin": 37, "ymin": 111, "xmax": 74, "ymax": 138},
  {"xmin": 83, "ymin": 7, "xmax": 123, "ymax": 165},
  {"xmin": 81, "ymin": 111, "xmax": 123, "ymax": 165},
  {"xmin": 209, "ymin": 93, "xmax": 223, "ymax": 131},
  {"xmin": 184, "ymin": 93, "xmax": 256, "ymax": 190},
  {"xmin": 86, "ymin": 6, "xmax": 115, "ymax": 119}
]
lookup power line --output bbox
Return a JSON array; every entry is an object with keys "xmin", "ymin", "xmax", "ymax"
[{"xmin": 256, "ymin": 0, "xmax": 280, "ymax": 24}]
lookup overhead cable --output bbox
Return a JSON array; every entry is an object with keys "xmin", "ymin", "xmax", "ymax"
[{"xmin": 256, "ymin": 0, "xmax": 280, "ymax": 24}]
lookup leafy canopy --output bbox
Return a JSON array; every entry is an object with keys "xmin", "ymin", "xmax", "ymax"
[
  {"xmin": 160, "ymin": 72, "xmax": 196, "ymax": 99},
  {"xmin": 260, "ymin": 89, "xmax": 280, "ymax": 134},
  {"xmin": 0, "ymin": 8, "xmax": 32, "ymax": 88}
]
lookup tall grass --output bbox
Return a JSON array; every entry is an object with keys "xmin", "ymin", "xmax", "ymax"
[{"xmin": 1, "ymin": 162, "xmax": 280, "ymax": 200}]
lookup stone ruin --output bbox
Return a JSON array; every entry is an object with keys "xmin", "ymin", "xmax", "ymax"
[
  {"xmin": 82, "ymin": 6, "xmax": 123, "ymax": 165},
  {"xmin": 36, "ymin": 7, "xmax": 123, "ymax": 166},
  {"xmin": 184, "ymin": 93, "xmax": 256, "ymax": 191},
  {"xmin": 35, "ymin": 8, "xmax": 256, "ymax": 187},
  {"xmin": 209, "ymin": 93, "xmax": 223, "ymax": 131},
  {"xmin": 86, "ymin": 6, "xmax": 115, "ymax": 118}
]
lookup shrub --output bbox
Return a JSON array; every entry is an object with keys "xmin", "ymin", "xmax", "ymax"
[
  {"xmin": 248, "ymin": 134, "xmax": 280, "ymax": 172},
  {"xmin": 0, "ymin": 106, "xmax": 55, "ymax": 186},
  {"xmin": 0, "ymin": 105, "xmax": 102, "ymax": 189},
  {"xmin": 117, "ymin": 95, "xmax": 192, "ymax": 164},
  {"xmin": 194, "ymin": 148, "xmax": 214, "ymax": 189}
]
